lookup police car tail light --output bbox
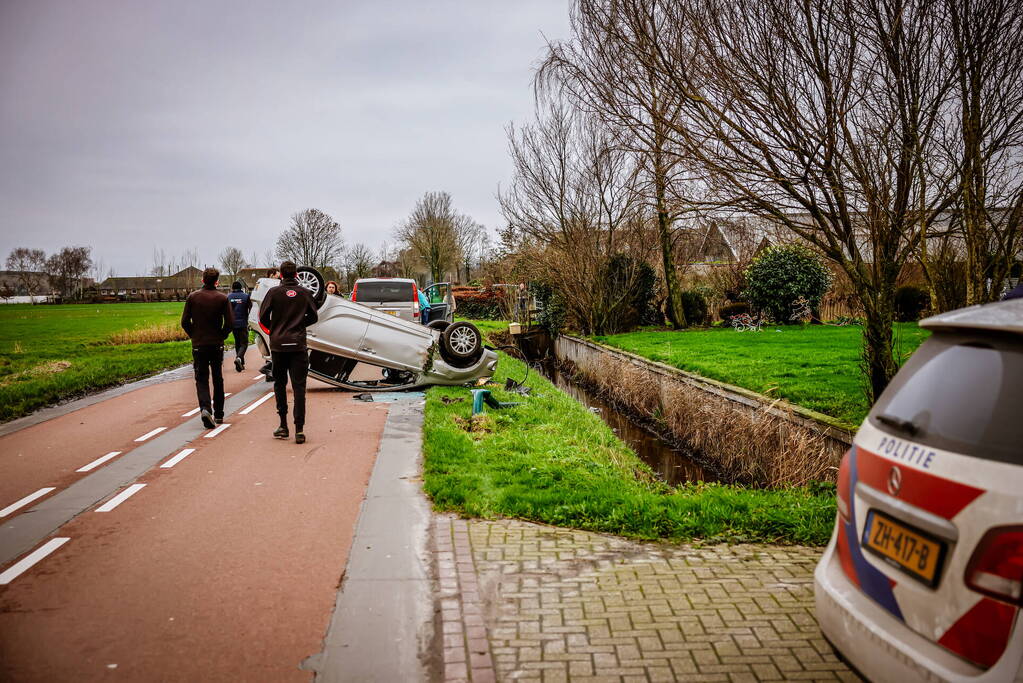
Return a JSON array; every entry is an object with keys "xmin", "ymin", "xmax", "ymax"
[
  {"xmin": 965, "ymin": 526, "xmax": 1023, "ymax": 605},
  {"xmin": 836, "ymin": 449, "xmax": 852, "ymax": 521}
]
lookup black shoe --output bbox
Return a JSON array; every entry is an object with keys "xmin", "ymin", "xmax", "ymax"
[
  {"xmin": 273, "ymin": 426, "xmax": 289, "ymax": 439},
  {"xmin": 295, "ymin": 432, "xmax": 305, "ymax": 444},
  {"xmin": 200, "ymin": 409, "xmax": 215, "ymax": 429},
  {"xmin": 215, "ymin": 417, "xmax": 224, "ymax": 425},
  {"xmin": 234, "ymin": 357, "xmax": 243, "ymax": 373}
]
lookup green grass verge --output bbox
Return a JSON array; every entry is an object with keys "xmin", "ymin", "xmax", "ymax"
[
  {"xmin": 593, "ymin": 323, "xmax": 929, "ymax": 428},
  {"xmin": 423, "ymin": 351, "xmax": 837, "ymax": 545},
  {"xmin": 0, "ymin": 303, "xmax": 193, "ymax": 421}
]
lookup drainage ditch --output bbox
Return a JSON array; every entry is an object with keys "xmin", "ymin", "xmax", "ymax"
[{"xmin": 538, "ymin": 361, "xmax": 718, "ymax": 487}]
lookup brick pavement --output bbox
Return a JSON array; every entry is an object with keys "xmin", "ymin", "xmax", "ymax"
[{"xmin": 434, "ymin": 515, "xmax": 860, "ymax": 683}]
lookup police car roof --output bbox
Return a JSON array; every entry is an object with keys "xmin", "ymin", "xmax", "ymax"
[{"xmin": 920, "ymin": 298, "xmax": 1023, "ymax": 336}]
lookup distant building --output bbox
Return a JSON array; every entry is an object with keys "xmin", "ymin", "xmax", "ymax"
[
  {"xmin": 0, "ymin": 270, "xmax": 51, "ymax": 296},
  {"xmin": 96, "ymin": 266, "xmax": 204, "ymax": 301}
]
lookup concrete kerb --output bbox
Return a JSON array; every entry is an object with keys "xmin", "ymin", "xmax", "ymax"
[{"xmin": 312, "ymin": 392, "xmax": 436, "ymax": 683}]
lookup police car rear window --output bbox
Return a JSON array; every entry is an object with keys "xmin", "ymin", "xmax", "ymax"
[
  {"xmin": 869, "ymin": 334, "xmax": 1023, "ymax": 465},
  {"xmin": 356, "ymin": 282, "xmax": 413, "ymax": 303}
]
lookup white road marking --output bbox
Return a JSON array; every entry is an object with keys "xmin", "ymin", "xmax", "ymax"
[
  {"xmin": 0, "ymin": 488, "xmax": 57, "ymax": 518},
  {"xmin": 95, "ymin": 484, "xmax": 146, "ymax": 512},
  {"xmin": 135, "ymin": 427, "xmax": 166, "ymax": 442},
  {"xmin": 239, "ymin": 392, "xmax": 275, "ymax": 415},
  {"xmin": 0, "ymin": 537, "xmax": 70, "ymax": 585},
  {"xmin": 160, "ymin": 448, "xmax": 196, "ymax": 468},
  {"xmin": 252, "ymin": 374, "xmax": 264, "ymax": 381},
  {"xmin": 76, "ymin": 451, "xmax": 122, "ymax": 473},
  {"xmin": 203, "ymin": 423, "xmax": 231, "ymax": 438},
  {"xmin": 181, "ymin": 394, "xmax": 231, "ymax": 418}
]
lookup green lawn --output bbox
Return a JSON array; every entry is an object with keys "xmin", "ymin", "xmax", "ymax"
[
  {"xmin": 0, "ymin": 303, "xmax": 192, "ymax": 421},
  {"xmin": 423, "ymin": 351, "xmax": 837, "ymax": 545},
  {"xmin": 593, "ymin": 323, "xmax": 929, "ymax": 428}
]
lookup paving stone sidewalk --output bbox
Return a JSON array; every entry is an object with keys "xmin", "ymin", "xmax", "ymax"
[{"xmin": 435, "ymin": 516, "xmax": 860, "ymax": 683}]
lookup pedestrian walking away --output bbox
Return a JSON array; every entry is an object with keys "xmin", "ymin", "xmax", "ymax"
[
  {"xmin": 181, "ymin": 267, "xmax": 234, "ymax": 429},
  {"xmin": 259, "ymin": 267, "xmax": 282, "ymax": 380},
  {"xmin": 258, "ymin": 261, "xmax": 319, "ymax": 444},
  {"xmin": 227, "ymin": 281, "xmax": 252, "ymax": 372}
]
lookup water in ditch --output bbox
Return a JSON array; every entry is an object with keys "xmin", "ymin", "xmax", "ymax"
[{"xmin": 540, "ymin": 363, "xmax": 717, "ymax": 486}]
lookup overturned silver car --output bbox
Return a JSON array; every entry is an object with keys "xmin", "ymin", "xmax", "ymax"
[{"xmin": 248, "ymin": 267, "xmax": 497, "ymax": 391}]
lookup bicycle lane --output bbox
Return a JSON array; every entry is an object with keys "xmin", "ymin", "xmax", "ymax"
[
  {"xmin": 0, "ymin": 384, "xmax": 388, "ymax": 682},
  {"xmin": 0, "ymin": 348, "xmax": 266, "ymax": 514}
]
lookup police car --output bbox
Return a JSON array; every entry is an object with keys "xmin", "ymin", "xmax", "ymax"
[{"xmin": 815, "ymin": 299, "xmax": 1023, "ymax": 682}]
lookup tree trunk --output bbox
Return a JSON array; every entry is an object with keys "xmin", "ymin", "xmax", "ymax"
[
  {"xmin": 860, "ymin": 281, "xmax": 899, "ymax": 403},
  {"xmin": 653, "ymin": 137, "xmax": 686, "ymax": 328}
]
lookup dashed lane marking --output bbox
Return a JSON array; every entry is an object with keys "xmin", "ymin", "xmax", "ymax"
[
  {"xmin": 95, "ymin": 484, "xmax": 146, "ymax": 512},
  {"xmin": 0, "ymin": 538, "xmax": 70, "ymax": 585},
  {"xmin": 252, "ymin": 374, "xmax": 264, "ymax": 381},
  {"xmin": 160, "ymin": 448, "xmax": 196, "ymax": 469},
  {"xmin": 134, "ymin": 427, "xmax": 167, "ymax": 442},
  {"xmin": 76, "ymin": 451, "xmax": 123, "ymax": 473},
  {"xmin": 203, "ymin": 423, "xmax": 231, "ymax": 438},
  {"xmin": 181, "ymin": 393, "xmax": 232, "ymax": 418},
  {"xmin": 239, "ymin": 392, "xmax": 275, "ymax": 415},
  {"xmin": 0, "ymin": 488, "xmax": 57, "ymax": 518}
]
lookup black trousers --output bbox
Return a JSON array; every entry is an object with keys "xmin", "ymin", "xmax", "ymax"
[
  {"xmin": 232, "ymin": 327, "xmax": 248, "ymax": 359},
  {"xmin": 271, "ymin": 350, "xmax": 309, "ymax": 429},
  {"xmin": 192, "ymin": 345, "xmax": 225, "ymax": 418}
]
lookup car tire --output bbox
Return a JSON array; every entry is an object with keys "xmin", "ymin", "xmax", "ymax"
[
  {"xmin": 296, "ymin": 266, "xmax": 326, "ymax": 307},
  {"xmin": 442, "ymin": 321, "xmax": 482, "ymax": 360},
  {"xmin": 427, "ymin": 320, "xmax": 451, "ymax": 332}
]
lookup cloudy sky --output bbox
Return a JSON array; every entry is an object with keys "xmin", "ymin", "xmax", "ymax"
[{"xmin": 0, "ymin": 0, "xmax": 570, "ymax": 277}]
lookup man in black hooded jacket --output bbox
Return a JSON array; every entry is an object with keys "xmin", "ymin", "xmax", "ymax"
[
  {"xmin": 181, "ymin": 267, "xmax": 233, "ymax": 428},
  {"xmin": 258, "ymin": 261, "xmax": 318, "ymax": 444}
]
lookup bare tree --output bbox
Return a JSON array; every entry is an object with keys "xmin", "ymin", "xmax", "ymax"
[
  {"xmin": 942, "ymin": 0, "xmax": 1023, "ymax": 304},
  {"xmin": 395, "ymin": 192, "xmax": 465, "ymax": 283},
  {"xmin": 275, "ymin": 209, "xmax": 345, "ymax": 271},
  {"xmin": 454, "ymin": 220, "xmax": 489, "ymax": 283},
  {"xmin": 219, "ymin": 247, "xmax": 247, "ymax": 282},
  {"xmin": 342, "ymin": 243, "xmax": 375, "ymax": 288},
  {"xmin": 45, "ymin": 246, "xmax": 93, "ymax": 300},
  {"xmin": 581, "ymin": 0, "xmax": 961, "ymax": 399},
  {"xmin": 5, "ymin": 247, "xmax": 47, "ymax": 301},
  {"xmin": 540, "ymin": 5, "xmax": 701, "ymax": 327},
  {"xmin": 500, "ymin": 100, "xmax": 651, "ymax": 334}
]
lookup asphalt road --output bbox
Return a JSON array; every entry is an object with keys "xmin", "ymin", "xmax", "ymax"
[{"xmin": 0, "ymin": 349, "xmax": 391, "ymax": 681}]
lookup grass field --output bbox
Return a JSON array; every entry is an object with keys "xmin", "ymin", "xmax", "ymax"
[
  {"xmin": 0, "ymin": 303, "xmax": 192, "ymax": 421},
  {"xmin": 423, "ymin": 351, "xmax": 837, "ymax": 545},
  {"xmin": 593, "ymin": 323, "xmax": 930, "ymax": 428}
]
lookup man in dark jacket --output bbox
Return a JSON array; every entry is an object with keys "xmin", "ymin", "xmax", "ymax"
[
  {"xmin": 258, "ymin": 261, "xmax": 319, "ymax": 444},
  {"xmin": 181, "ymin": 267, "xmax": 234, "ymax": 429},
  {"xmin": 227, "ymin": 281, "xmax": 252, "ymax": 372}
]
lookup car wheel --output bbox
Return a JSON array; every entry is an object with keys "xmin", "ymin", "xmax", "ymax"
[
  {"xmin": 442, "ymin": 321, "xmax": 482, "ymax": 359},
  {"xmin": 427, "ymin": 320, "xmax": 451, "ymax": 332},
  {"xmin": 296, "ymin": 266, "xmax": 326, "ymax": 307}
]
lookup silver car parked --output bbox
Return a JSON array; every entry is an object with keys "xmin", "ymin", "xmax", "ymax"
[
  {"xmin": 350, "ymin": 278, "xmax": 455, "ymax": 325},
  {"xmin": 248, "ymin": 267, "xmax": 495, "ymax": 391}
]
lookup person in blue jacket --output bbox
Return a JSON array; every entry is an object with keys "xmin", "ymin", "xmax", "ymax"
[
  {"xmin": 417, "ymin": 288, "xmax": 431, "ymax": 325},
  {"xmin": 227, "ymin": 281, "xmax": 252, "ymax": 372}
]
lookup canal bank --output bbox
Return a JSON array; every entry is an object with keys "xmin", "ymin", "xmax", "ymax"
[{"xmin": 541, "ymin": 334, "xmax": 851, "ymax": 487}]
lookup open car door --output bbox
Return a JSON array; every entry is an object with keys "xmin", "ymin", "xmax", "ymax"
[{"xmin": 424, "ymin": 282, "xmax": 454, "ymax": 323}]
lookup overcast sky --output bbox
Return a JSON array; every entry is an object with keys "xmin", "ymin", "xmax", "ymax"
[{"xmin": 0, "ymin": 0, "xmax": 570, "ymax": 276}]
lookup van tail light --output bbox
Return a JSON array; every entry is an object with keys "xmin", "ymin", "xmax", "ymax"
[
  {"xmin": 965, "ymin": 526, "xmax": 1023, "ymax": 605},
  {"xmin": 350, "ymin": 283, "xmax": 358, "ymax": 301},
  {"xmin": 412, "ymin": 284, "xmax": 420, "ymax": 318},
  {"xmin": 836, "ymin": 449, "xmax": 852, "ymax": 521}
]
